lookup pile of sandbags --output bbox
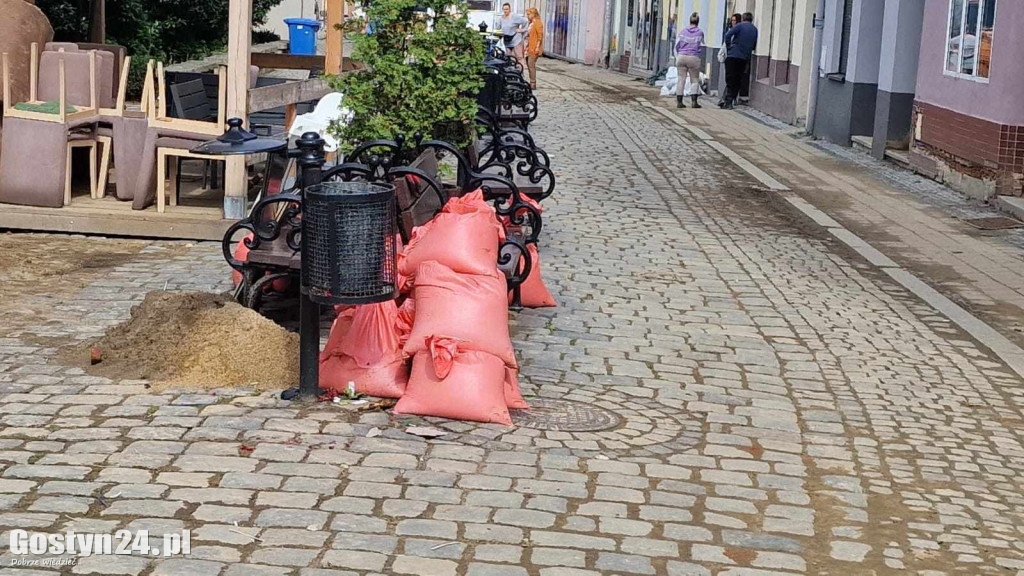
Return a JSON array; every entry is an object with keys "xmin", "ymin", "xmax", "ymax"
[{"xmin": 319, "ymin": 191, "xmax": 543, "ymax": 425}]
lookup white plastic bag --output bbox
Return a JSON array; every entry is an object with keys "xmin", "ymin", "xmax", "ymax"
[
  {"xmin": 659, "ymin": 66, "xmax": 678, "ymax": 97},
  {"xmin": 683, "ymin": 72, "xmax": 708, "ymax": 97},
  {"xmin": 289, "ymin": 92, "xmax": 353, "ymax": 153}
]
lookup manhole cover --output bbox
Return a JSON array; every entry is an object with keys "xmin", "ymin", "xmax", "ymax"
[
  {"xmin": 510, "ymin": 399, "xmax": 623, "ymax": 432},
  {"xmin": 961, "ymin": 216, "xmax": 1024, "ymax": 230}
]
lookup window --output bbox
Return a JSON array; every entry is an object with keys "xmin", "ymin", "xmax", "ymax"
[
  {"xmin": 784, "ymin": 0, "xmax": 797, "ymax": 83},
  {"xmin": 759, "ymin": 2, "xmax": 777, "ymax": 80},
  {"xmin": 838, "ymin": 0, "xmax": 853, "ymax": 75},
  {"xmin": 946, "ymin": 0, "xmax": 996, "ymax": 80}
]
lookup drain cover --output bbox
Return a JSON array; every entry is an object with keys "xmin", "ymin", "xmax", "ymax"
[
  {"xmin": 510, "ymin": 399, "xmax": 623, "ymax": 432},
  {"xmin": 961, "ymin": 216, "xmax": 1024, "ymax": 230}
]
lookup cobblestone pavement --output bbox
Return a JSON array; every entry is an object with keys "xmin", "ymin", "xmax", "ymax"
[
  {"xmin": 569, "ymin": 63, "xmax": 1024, "ymax": 349},
  {"xmin": 2, "ymin": 62, "xmax": 1024, "ymax": 576}
]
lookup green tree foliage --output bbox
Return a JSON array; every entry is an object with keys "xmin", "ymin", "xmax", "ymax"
[
  {"xmin": 328, "ymin": 0, "xmax": 484, "ymax": 151},
  {"xmin": 35, "ymin": 0, "xmax": 283, "ymax": 94}
]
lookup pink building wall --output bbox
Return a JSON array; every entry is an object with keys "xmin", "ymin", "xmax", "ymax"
[{"xmin": 915, "ymin": 0, "xmax": 1024, "ymax": 125}]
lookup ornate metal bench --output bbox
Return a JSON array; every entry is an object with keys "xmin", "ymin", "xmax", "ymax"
[{"xmin": 222, "ymin": 135, "xmax": 534, "ymax": 309}]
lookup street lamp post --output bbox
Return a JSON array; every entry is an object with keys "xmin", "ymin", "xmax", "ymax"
[{"xmin": 193, "ymin": 121, "xmax": 324, "ymax": 400}]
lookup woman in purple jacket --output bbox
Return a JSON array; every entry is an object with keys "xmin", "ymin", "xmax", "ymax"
[{"xmin": 674, "ymin": 12, "xmax": 705, "ymax": 109}]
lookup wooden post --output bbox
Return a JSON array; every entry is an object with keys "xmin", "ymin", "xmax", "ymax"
[
  {"xmin": 284, "ymin": 103, "xmax": 297, "ymax": 130},
  {"xmin": 325, "ymin": 0, "xmax": 343, "ymax": 75},
  {"xmin": 216, "ymin": 66, "xmax": 227, "ymax": 128},
  {"xmin": 90, "ymin": 0, "xmax": 106, "ymax": 44},
  {"xmin": 224, "ymin": 0, "xmax": 253, "ymax": 220}
]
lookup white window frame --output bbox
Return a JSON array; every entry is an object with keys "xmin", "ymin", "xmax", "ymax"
[
  {"xmin": 820, "ymin": 0, "xmax": 845, "ymax": 76},
  {"xmin": 943, "ymin": 0, "xmax": 996, "ymax": 84}
]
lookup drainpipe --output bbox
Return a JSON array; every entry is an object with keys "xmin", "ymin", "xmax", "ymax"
[{"xmin": 805, "ymin": 0, "xmax": 826, "ymax": 135}]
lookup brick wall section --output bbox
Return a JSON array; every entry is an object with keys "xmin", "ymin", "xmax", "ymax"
[
  {"xmin": 999, "ymin": 124, "xmax": 1023, "ymax": 173},
  {"xmin": 915, "ymin": 101, "xmax": 1024, "ymax": 195}
]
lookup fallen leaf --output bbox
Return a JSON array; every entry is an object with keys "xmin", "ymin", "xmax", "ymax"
[{"xmin": 366, "ymin": 427, "xmax": 382, "ymax": 438}]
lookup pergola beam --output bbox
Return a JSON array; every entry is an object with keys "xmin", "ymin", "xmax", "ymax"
[
  {"xmin": 90, "ymin": 0, "xmax": 105, "ymax": 44},
  {"xmin": 224, "ymin": 0, "xmax": 253, "ymax": 220},
  {"xmin": 325, "ymin": 0, "xmax": 344, "ymax": 75}
]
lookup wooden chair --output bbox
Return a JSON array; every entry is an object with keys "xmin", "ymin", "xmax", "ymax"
[
  {"xmin": 146, "ymin": 60, "xmax": 227, "ymax": 213},
  {"xmin": 2, "ymin": 45, "xmax": 100, "ymax": 206},
  {"xmin": 95, "ymin": 55, "xmax": 131, "ymax": 199},
  {"xmin": 2, "ymin": 45, "xmax": 98, "ymax": 124},
  {"xmin": 168, "ymin": 77, "xmax": 222, "ymax": 195}
]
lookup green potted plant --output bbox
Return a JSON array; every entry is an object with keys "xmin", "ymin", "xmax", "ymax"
[{"xmin": 328, "ymin": 0, "xmax": 484, "ymax": 153}]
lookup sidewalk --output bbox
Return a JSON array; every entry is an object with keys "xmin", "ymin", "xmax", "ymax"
[{"xmin": 547, "ymin": 60, "xmax": 1024, "ymax": 352}]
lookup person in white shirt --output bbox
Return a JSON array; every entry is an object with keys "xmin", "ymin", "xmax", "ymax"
[{"xmin": 497, "ymin": 3, "xmax": 528, "ymax": 61}]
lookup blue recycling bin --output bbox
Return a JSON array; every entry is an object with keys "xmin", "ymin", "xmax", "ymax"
[{"xmin": 284, "ymin": 18, "xmax": 321, "ymax": 55}]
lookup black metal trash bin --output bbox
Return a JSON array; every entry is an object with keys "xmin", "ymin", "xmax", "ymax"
[
  {"xmin": 301, "ymin": 181, "xmax": 398, "ymax": 306},
  {"xmin": 477, "ymin": 69, "xmax": 503, "ymax": 112}
]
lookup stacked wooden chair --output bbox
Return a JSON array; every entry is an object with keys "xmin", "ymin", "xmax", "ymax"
[{"xmin": 0, "ymin": 43, "xmax": 123, "ymax": 206}]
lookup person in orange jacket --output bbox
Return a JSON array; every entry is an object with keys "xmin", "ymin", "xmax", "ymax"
[{"xmin": 525, "ymin": 7, "xmax": 543, "ymax": 90}]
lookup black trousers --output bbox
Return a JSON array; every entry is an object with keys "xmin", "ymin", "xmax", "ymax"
[{"xmin": 724, "ymin": 57, "xmax": 746, "ymax": 104}]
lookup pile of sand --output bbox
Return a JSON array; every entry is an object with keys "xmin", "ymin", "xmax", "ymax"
[{"xmin": 67, "ymin": 291, "xmax": 298, "ymax": 390}]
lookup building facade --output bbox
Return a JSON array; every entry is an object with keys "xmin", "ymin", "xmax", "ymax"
[
  {"xmin": 747, "ymin": 0, "xmax": 815, "ymax": 124},
  {"xmin": 910, "ymin": 0, "xmax": 1021, "ymax": 198},
  {"xmin": 595, "ymin": 0, "xmax": 816, "ymax": 124},
  {"xmin": 540, "ymin": 0, "xmax": 608, "ymax": 64},
  {"xmin": 525, "ymin": 0, "xmax": 1020, "ymax": 199}
]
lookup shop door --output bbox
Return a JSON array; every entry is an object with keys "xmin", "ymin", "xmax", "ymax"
[
  {"xmin": 567, "ymin": 0, "xmax": 584, "ymax": 61},
  {"xmin": 630, "ymin": 0, "xmax": 660, "ymax": 70}
]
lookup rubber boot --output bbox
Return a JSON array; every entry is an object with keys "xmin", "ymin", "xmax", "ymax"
[
  {"xmin": 676, "ymin": 95, "xmax": 686, "ymax": 109},
  {"xmin": 691, "ymin": 95, "xmax": 702, "ymax": 109}
]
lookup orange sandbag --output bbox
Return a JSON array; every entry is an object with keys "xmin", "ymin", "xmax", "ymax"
[
  {"xmin": 230, "ymin": 233, "xmax": 290, "ymax": 292},
  {"xmin": 319, "ymin": 302, "xmax": 407, "ymax": 399},
  {"xmin": 320, "ymin": 308, "xmax": 356, "ymax": 362},
  {"xmin": 504, "ymin": 366, "xmax": 530, "ymax": 409},
  {"xmin": 441, "ymin": 189, "xmax": 496, "ymax": 215},
  {"xmin": 515, "ymin": 244, "xmax": 556, "ymax": 308},
  {"xmin": 319, "ymin": 354, "xmax": 408, "ymax": 399},
  {"xmin": 396, "ymin": 297, "xmax": 416, "ymax": 347},
  {"xmin": 339, "ymin": 301, "xmax": 401, "ymax": 367},
  {"xmin": 231, "ymin": 237, "xmax": 249, "ymax": 287},
  {"xmin": 399, "ymin": 191, "xmax": 505, "ymax": 282},
  {"xmin": 393, "ymin": 338, "xmax": 512, "ymax": 425},
  {"xmin": 404, "ymin": 261, "xmax": 516, "ymax": 367}
]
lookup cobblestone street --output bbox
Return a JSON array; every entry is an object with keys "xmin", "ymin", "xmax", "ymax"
[{"xmin": 2, "ymin": 61, "xmax": 1024, "ymax": 576}]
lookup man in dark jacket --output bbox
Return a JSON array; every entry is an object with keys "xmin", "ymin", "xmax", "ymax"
[{"xmin": 721, "ymin": 12, "xmax": 757, "ymax": 109}]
